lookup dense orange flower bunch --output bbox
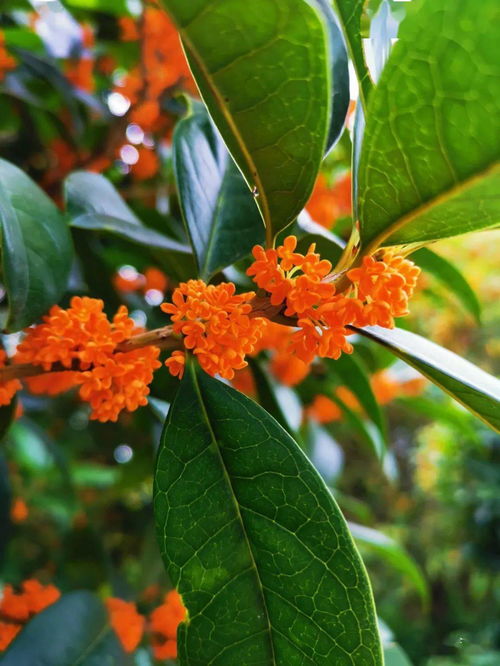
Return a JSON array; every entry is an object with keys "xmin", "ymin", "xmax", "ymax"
[
  {"xmin": 347, "ymin": 252, "xmax": 421, "ymax": 327},
  {"xmin": 117, "ymin": 9, "xmax": 194, "ymax": 132},
  {"xmin": 149, "ymin": 590, "xmax": 186, "ymax": 660},
  {"xmin": 162, "ymin": 280, "xmax": 267, "ymax": 380},
  {"xmin": 0, "ymin": 351, "xmax": 21, "ymax": 407},
  {"xmin": 0, "ymin": 31, "xmax": 16, "ymax": 81},
  {"xmin": 306, "ymin": 172, "xmax": 352, "ymax": 228},
  {"xmin": 0, "ymin": 580, "xmax": 60, "ymax": 651},
  {"xmin": 248, "ymin": 237, "xmax": 354, "ymax": 364},
  {"xmin": 105, "ymin": 598, "xmax": 145, "ymax": 653},
  {"xmin": 16, "ymin": 297, "xmax": 161, "ymax": 422},
  {"xmin": 247, "ymin": 236, "xmax": 420, "ymax": 364}
]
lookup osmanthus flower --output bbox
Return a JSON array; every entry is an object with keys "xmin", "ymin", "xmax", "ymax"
[
  {"xmin": 149, "ymin": 590, "xmax": 186, "ymax": 660},
  {"xmin": 0, "ymin": 580, "xmax": 60, "ymax": 651},
  {"xmin": 161, "ymin": 280, "xmax": 267, "ymax": 380},
  {"xmin": 16, "ymin": 297, "xmax": 161, "ymax": 422},
  {"xmin": 247, "ymin": 237, "xmax": 354, "ymax": 364},
  {"xmin": 105, "ymin": 598, "xmax": 145, "ymax": 653},
  {"xmin": 247, "ymin": 236, "xmax": 421, "ymax": 364},
  {"xmin": 0, "ymin": 351, "xmax": 21, "ymax": 407}
]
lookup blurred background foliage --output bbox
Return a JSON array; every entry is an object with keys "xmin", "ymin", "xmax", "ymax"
[{"xmin": 0, "ymin": 0, "xmax": 498, "ymax": 664}]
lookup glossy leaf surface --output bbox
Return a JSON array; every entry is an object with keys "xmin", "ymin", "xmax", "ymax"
[
  {"xmin": 65, "ymin": 171, "xmax": 189, "ymax": 253},
  {"xmin": 357, "ymin": 0, "xmax": 500, "ymax": 249},
  {"xmin": 0, "ymin": 591, "xmax": 124, "ymax": 665},
  {"xmin": 352, "ymin": 326, "xmax": 500, "ymax": 433},
  {"xmin": 0, "ymin": 159, "xmax": 73, "ymax": 331},
  {"xmin": 331, "ymin": 0, "xmax": 372, "ymax": 109},
  {"xmin": 155, "ymin": 361, "xmax": 382, "ymax": 665},
  {"xmin": 173, "ymin": 107, "xmax": 264, "ymax": 279},
  {"xmin": 316, "ymin": 0, "xmax": 350, "ymax": 153},
  {"xmin": 161, "ymin": 0, "xmax": 331, "ymax": 239}
]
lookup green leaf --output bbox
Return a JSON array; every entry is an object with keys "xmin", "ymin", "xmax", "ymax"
[
  {"xmin": 351, "ymin": 325, "xmax": 500, "ymax": 433},
  {"xmin": 328, "ymin": 390, "xmax": 385, "ymax": 460},
  {"xmin": 357, "ymin": 0, "xmax": 500, "ymax": 250},
  {"xmin": 0, "ymin": 159, "xmax": 73, "ymax": 331},
  {"xmin": 65, "ymin": 171, "xmax": 190, "ymax": 253},
  {"xmin": 326, "ymin": 354, "xmax": 387, "ymax": 443},
  {"xmin": 412, "ymin": 247, "xmax": 481, "ymax": 324},
  {"xmin": 0, "ymin": 591, "xmax": 124, "ymax": 665},
  {"xmin": 61, "ymin": 0, "xmax": 131, "ymax": 14},
  {"xmin": 247, "ymin": 357, "xmax": 297, "ymax": 436},
  {"xmin": 331, "ymin": 0, "xmax": 373, "ymax": 110},
  {"xmin": 155, "ymin": 360, "xmax": 382, "ymax": 665},
  {"xmin": 316, "ymin": 0, "xmax": 350, "ymax": 153},
  {"xmin": 173, "ymin": 106, "xmax": 264, "ymax": 280},
  {"xmin": 160, "ymin": 0, "xmax": 332, "ymax": 240},
  {"xmin": 348, "ymin": 522, "xmax": 429, "ymax": 605}
]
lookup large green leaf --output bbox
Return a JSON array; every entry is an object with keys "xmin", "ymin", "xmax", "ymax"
[
  {"xmin": 0, "ymin": 159, "xmax": 73, "ymax": 331},
  {"xmin": 155, "ymin": 360, "xmax": 382, "ymax": 665},
  {"xmin": 412, "ymin": 248, "xmax": 481, "ymax": 324},
  {"xmin": 351, "ymin": 326, "xmax": 500, "ymax": 433},
  {"xmin": 0, "ymin": 591, "xmax": 124, "ymax": 665},
  {"xmin": 173, "ymin": 106, "xmax": 264, "ymax": 280},
  {"xmin": 160, "ymin": 0, "xmax": 331, "ymax": 241},
  {"xmin": 357, "ymin": 0, "xmax": 500, "ymax": 250},
  {"xmin": 331, "ymin": 0, "xmax": 372, "ymax": 110},
  {"xmin": 65, "ymin": 171, "xmax": 189, "ymax": 253}
]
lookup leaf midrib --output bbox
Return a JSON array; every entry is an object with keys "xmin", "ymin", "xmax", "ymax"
[
  {"xmin": 177, "ymin": 25, "xmax": 272, "ymax": 247},
  {"xmin": 189, "ymin": 363, "xmax": 277, "ymax": 664},
  {"xmin": 361, "ymin": 159, "xmax": 499, "ymax": 253}
]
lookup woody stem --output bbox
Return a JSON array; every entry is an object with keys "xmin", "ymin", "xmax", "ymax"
[{"xmin": 0, "ymin": 325, "xmax": 177, "ymax": 383}]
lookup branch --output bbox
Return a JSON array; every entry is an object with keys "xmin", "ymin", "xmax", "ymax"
[{"xmin": 0, "ymin": 325, "xmax": 178, "ymax": 383}]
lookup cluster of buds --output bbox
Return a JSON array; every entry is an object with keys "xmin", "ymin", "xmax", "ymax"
[{"xmin": 0, "ymin": 237, "xmax": 420, "ymax": 421}]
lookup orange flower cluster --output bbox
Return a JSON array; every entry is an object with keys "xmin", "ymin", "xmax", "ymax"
[
  {"xmin": 16, "ymin": 297, "xmax": 161, "ymax": 422},
  {"xmin": 117, "ymin": 9, "xmax": 194, "ymax": 132},
  {"xmin": 162, "ymin": 280, "xmax": 266, "ymax": 380},
  {"xmin": 347, "ymin": 252, "xmax": 421, "ymax": 327},
  {"xmin": 0, "ymin": 351, "xmax": 21, "ymax": 407},
  {"xmin": 150, "ymin": 590, "xmax": 186, "ymax": 660},
  {"xmin": 105, "ymin": 590, "xmax": 186, "ymax": 659},
  {"xmin": 0, "ymin": 31, "xmax": 16, "ymax": 82},
  {"xmin": 307, "ymin": 370, "xmax": 427, "ymax": 424},
  {"xmin": 248, "ymin": 237, "xmax": 354, "ymax": 364},
  {"xmin": 0, "ymin": 580, "xmax": 60, "ymax": 651},
  {"xmin": 106, "ymin": 598, "xmax": 145, "ymax": 653},
  {"xmin": 306, "ymin": 172, "xmax": 352, "ymax": 228},
  {"xmin": 247, "ymin": 236, "xmax": 420, "ymax": 364}
]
